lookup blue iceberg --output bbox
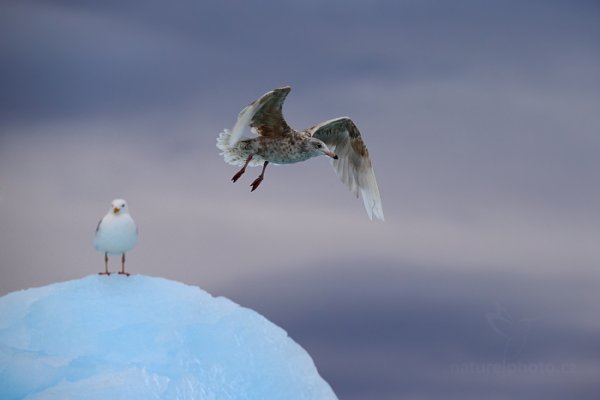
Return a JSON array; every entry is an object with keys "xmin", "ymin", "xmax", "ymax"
[{"xmin": 0, "ymin": 275, "xmax": 337, "ymax": 399}]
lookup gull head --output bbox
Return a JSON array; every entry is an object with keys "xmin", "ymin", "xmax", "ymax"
[
  {"xmin": 308, "ymin": 138, "xmax": 338, "ymax": 160},
  {"xmin": 110, "ymin": 198, "xmax": 130, "ymax": 216}
]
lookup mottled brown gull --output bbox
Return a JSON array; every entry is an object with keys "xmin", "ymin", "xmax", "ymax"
[{"xmin": 217, "ymin": 86, "xmax": 384, "ymax": 220}]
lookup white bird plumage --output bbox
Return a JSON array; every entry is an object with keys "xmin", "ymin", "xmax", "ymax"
[
  {"xmin": 217, "ymin": 86, "xmax": 384, "ymax": 220},
  {"xmin": 94, "ymin": 198, "xmax": 138, "ymax": 276}
]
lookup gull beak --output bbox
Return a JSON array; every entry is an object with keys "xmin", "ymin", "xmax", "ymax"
[
  {"xmin": 113, "ymin": 207, "xmax": 120, "ymax": 214},
  {"xmin": 325, "ymin": 150, "xmax": 338, "ymax": 160}
]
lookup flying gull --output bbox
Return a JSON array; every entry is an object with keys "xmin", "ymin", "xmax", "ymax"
[
  {"xmin": 94, "ymin": 198, "xmax": 138, "ymax": 276},
  {"xmin": 217, "ymin": 86, "xmax": 384, "ymax": 220}
]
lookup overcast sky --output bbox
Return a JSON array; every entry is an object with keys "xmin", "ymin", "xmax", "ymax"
[{"xmin": 1, "ymin": 1, "xmax": 600, "ymax": 398}]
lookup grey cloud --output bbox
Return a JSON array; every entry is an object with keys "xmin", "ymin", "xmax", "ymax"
[
  {"xmin": 3, "ymin": 0, "xmax": 598, "ymax": 121},
  {"xmin": 1, "ymin": 113, "xmax": 598, "ymax": 295}
]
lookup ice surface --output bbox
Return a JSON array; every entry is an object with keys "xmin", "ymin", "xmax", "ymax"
[{"xmin": 0, "ymin": 275, "xmax": 337, "ymax": 399}]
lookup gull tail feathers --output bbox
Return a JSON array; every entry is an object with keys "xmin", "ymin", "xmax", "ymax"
[
  {"xmin": 217, "ymin": 129, "xmax": 263, "ymax": 167},
  {"xmin": 217, "ymin": 129, "xmax": 233, "ymax": 151},
  {"xmin": 216, "ymin": 129, "xmax": 240, "ymax": 166}
]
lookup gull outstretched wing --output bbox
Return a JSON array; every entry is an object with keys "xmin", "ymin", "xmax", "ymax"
[
  {"xmin": 309, "ymin": 117, "xmax": 384, "ymax": 220},
  {"xmin": 229, "ymin": 86, "xmax": 292, "ymax": 145}
]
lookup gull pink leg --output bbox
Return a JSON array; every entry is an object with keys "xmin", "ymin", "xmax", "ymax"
[
  {"xmin": 118, "ymin": 253, "xmax": 130, "ymax": 276},
  {"xmin": 99, "ymin": 252, "xmax": 110, "ymax": 276},
  {"xmin": 250, "ymin": 161, "xmax": 269, "ymax": 192},
  {"xmin": 232, "ymin": 155, "xmax": 254, "ymax": 183}
]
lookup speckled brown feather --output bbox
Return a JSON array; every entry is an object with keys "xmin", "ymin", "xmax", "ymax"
[
  {"xmin": 249, "ymin": 86, "xmax": 292, "ymax": 137},
  {"xmin": 309, "ymin": 117, "xmax": 369, "ymax": 159}
]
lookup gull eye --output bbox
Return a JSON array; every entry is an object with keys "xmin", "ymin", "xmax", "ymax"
[{"xmin": 122, "ymin": 204, "xmax": 126, "ymax": 208}]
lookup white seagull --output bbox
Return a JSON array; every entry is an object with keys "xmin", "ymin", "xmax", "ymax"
[
  {"xmin": 94, "ymin": 198, "xmax": 138, "ymax": 276},
  {"xmin": 217, "ymin": 86, "xmax": 384, "ymax": 220}
]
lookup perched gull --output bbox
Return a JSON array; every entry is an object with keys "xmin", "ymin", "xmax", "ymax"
[
  {"xmin": 94, "ymin": 199, "xmax": 138, "ymax": 276},
  {"xmin": 217, "ymin": 86, "xmax": 384, "ymax": 220}
]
